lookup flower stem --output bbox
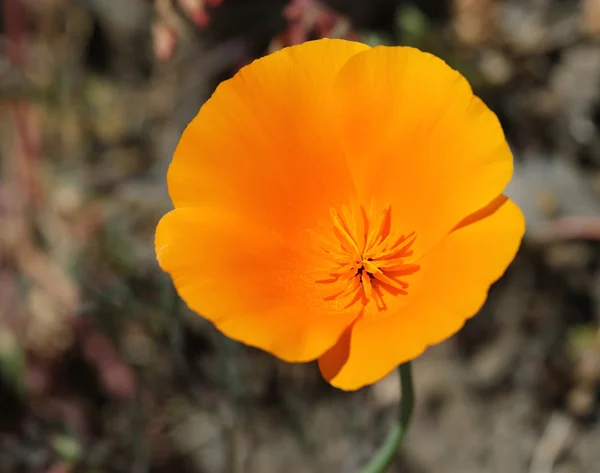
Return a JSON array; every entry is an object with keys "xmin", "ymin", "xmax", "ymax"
[{"xmin": 358, "ymin": 362, "xmax": 414, "ymax": 473}]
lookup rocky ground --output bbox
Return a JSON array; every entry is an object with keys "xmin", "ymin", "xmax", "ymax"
[{"xmin": 1, "ymin": 1, "xmax": 600, "ymax": 472}]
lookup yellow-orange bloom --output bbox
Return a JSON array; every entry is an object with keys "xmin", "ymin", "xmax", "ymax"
[{"xmin": 155, "ymin": 39, "xmax": 525, "ymax": 390}]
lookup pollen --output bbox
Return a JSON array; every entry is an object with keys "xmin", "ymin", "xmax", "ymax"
[{"xmin": 315, "ymin": 203, "xmax": 420, "ymax": 310}]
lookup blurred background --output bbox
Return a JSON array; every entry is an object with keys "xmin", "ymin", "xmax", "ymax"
[{"xmin": 1, "ymin": 0, "xmax": 600, "ymax": 472}]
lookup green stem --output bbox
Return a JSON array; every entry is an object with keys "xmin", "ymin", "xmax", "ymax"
[{"xmin": 358, "ymin": 362, "xmax": 414, "ymax": 473}]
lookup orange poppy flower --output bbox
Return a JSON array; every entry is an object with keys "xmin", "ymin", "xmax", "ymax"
[{"xmin": 155, "ymin": 39, "xmax": 525, "ymax": 390}]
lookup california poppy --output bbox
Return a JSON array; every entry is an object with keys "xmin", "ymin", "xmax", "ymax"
[{"xmin": 155, "ymin": 39, "xmax": 525, "ymax": 390}]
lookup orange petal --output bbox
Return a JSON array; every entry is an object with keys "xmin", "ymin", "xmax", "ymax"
[
  {"xmin": 453, "ymin": 194, "xmax": 509, "ymax": 232},
  {"xmin": 167, "ymin": 39, "xmax": 369, "ymax": 243},
  {"xmin": 332, "ymin": 46, "xmax": 513, "ymax": 256},
  {"xmin": 318, "ymin": 197, "xmax": 524, "ymax": 390},
  {"xmin": 156, "ymin": 207, "xmax": 358, "ymax": 362}
]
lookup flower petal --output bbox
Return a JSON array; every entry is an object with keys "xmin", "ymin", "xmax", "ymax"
[
  {"xmin": 156, "ymin": 207, "xmax": 358, "ymax": 362},
  {"xmin": 332, "ymin": 46, "xmax": 513, "ymax": 256},
  {"xmin": 318, "ymin": 197, "xmax": 525, "ymax": 390},
  {"xmin": 167, "ymin": 39, "xmax": 369, "ymax": 242}
]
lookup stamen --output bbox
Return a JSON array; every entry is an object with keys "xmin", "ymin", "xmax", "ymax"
[
  {"xmin": 330, "ymin": 208, "xmax": 360, "ymax": 254},
  {"xmin": 316, "ymin": 203, "xmax": 419, "ymax": 309},
  {"xmin": 371, "ymin": 284, "xmax": 387, "ymax": 311},
  {"xmin": 362, "ymin": 271, "xmax": 373, "ymax": 301}
]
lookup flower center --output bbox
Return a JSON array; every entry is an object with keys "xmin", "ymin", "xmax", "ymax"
[{"xmin": 315, "ymin": 203, "xmax": 420, "ymax": 310}]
